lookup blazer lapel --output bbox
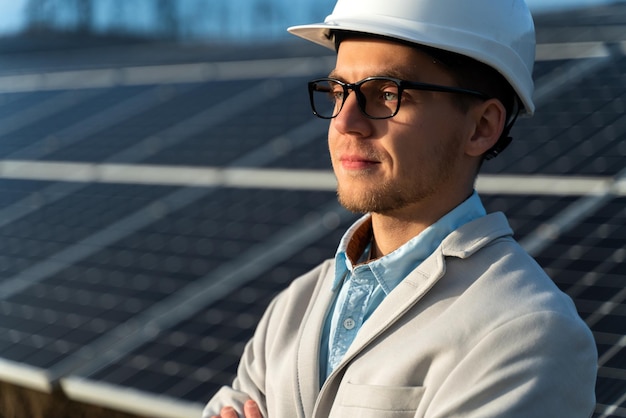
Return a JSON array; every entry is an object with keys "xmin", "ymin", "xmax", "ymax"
[
  {"xmin": 334, "ymin": 249, "xmax": 446, "ymax": 372},
  {"xmin": 295, "ymin": 260, "xmax": 337, "ymax": 417}
]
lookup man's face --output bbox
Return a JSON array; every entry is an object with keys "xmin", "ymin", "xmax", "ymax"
[{"xmin": 328, "ymin": 38, "xmax": 476, "ymax": 216}]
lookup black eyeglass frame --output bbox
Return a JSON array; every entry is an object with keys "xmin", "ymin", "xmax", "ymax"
[{"xmin": 308, "ymin": 76, "xmax": 490, "ymax": 120}]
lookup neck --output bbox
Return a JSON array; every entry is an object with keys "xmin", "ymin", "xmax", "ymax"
[
  {"xmin": 369, "ymin": 214, "xmax": 428, "ymax": 259},
  {"xmin": 369, "ymin": 190, "xmax": 473, "ymax": 258}
]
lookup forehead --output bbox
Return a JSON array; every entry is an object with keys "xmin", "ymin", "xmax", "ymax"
[{"xmin": 332, "ymin": 37, "xmax": 443, "ymax": 81}]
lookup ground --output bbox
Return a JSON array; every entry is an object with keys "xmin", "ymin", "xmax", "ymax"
[{"xmin": 0, "ymin": 381, "xmax": 144, "ymax": 418}]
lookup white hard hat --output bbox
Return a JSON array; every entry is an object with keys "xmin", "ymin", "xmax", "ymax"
[{"xmin": 288, "ymin": 0, "xmax": 536, "ymax": 116}]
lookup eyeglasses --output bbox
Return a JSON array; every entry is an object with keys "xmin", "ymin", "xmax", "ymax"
[{"xmin": 308, "ymin": 76, "xmax": 490, "ymax": 120}]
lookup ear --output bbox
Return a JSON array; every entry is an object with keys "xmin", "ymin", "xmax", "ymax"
[{"xmin": 465, "ymin": 99, "xmax": 506, "ymax": 158}]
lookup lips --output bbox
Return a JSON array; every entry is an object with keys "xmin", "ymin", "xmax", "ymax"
[{"xmin": 339, "ymin": 154, "xmax": 380, "ymax": 170}]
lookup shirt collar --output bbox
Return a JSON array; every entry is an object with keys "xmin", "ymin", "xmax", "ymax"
[
  {"xmin": 333, "ymin": 213, "xmax": 372, "ymax": 290},
  {"xmin": 333, "ymin": 191, "xmax": 486, "ymax": 293}
]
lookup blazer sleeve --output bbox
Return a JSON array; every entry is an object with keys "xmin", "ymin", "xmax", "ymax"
[
  {"xmin": 425, "ymin": 310, "xmax": 597, "ymax": 418},
  {"xmin": 201, "ymin": 297, "xmax": 278, "ymax": 418}
]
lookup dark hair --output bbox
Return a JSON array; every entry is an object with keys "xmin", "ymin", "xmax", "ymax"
[
  {"xmin": 332, "ymin": 30, "xmax": 520, "ymax": 158},
  {"xmin": 423, "ymin": 47, "xmax": 516, "ymax": 118}
]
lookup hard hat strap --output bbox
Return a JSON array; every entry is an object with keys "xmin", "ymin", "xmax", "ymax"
[{"xmin": 484, "ymin": 99, "xmax": 520, "ymax": 160}]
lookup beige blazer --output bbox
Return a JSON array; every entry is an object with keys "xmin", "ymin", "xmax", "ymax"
[{"xmin": 203, "ymin": 212, "xmax": 597, "ymax": 418}]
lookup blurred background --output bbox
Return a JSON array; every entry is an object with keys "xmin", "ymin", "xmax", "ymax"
[
  {"xmin": 0, "ymin": 0, "xmax": 620, "ymax": 40},
  {"xmin": 0, "ymin": 0, "xmax": 336, "ymax": 42},
  {"xmin": 0, "ymin": 0, "xmax": 625, "ymax": 417}
]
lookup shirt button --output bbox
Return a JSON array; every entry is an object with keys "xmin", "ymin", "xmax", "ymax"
[{"xmin": 343, "ymin": 318, "xmax": 356, "ymax": 330}]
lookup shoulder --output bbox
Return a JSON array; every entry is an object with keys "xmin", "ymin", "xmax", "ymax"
[
  {"xmin": 260, "ymin": 258, "xmax": 334, "ymax": 324},
  {"xmin": 447, "ymin": 231, "xmax": 578, "ymax": 319},
  {"xmin": 280, "ymin": 258, "xmax": 334, "ymax": 301},
  {"xmin": 439, "ymin": 213, "xmax": 590, "ymax": 338}
]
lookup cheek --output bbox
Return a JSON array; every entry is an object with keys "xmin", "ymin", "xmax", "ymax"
[
  {"xmin": 385, "ymin": 124, "xmax": 426, "ymax": 165},
  {"xmin": 327, "ymin": 132, "xmax": 339, "ymax": 162},
  {"xmin": 387, "ymin": 118, "xmax": 458, "ymax": 175},
  {"xmin": 328, "ymin": 120, "xmax": 343, "ymax": 144},
  {"xmin": 327, "ymin": 123, "xmax": 336, "ymax": 147}
]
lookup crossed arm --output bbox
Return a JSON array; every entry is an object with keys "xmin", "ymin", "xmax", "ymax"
[{"xmin": 210, "ymin": 400, "xmax": 262, "ymax": 418}]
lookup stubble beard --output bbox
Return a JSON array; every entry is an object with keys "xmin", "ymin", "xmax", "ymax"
[
  {"xmin": 335, "ymin": 139, "xmax": 462, "ymax": 215},
  {"xmin": 336, "ymin": 175, "xmax": 438, "ymax": 215}
]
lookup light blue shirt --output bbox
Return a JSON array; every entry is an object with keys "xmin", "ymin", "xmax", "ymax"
[{"xmin": 320, "ymin": 192, "xmax": 487, "ymax": 382}]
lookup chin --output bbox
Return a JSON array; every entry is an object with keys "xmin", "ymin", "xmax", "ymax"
[
  {"xmin": 337, "ymin": 189, "xmax": 405, "ymax": 214},
  {"xmin": 336, "ymin": 179, "xmax": 436, "ymax": 215}
]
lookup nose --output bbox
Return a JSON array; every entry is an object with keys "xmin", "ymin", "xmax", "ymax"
[{"xmin": 332, "ymin": 90, "xmax": 373, "ymax": 137}]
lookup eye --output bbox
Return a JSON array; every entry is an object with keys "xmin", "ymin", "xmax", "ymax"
[
  {"xmin": 330, "ymin": 87, "xmax": 345, "ymax": 102},
  {"xmin": 382, "ymin": 90, "xmax": 399, "ymax": 102},
  {"xmin": 372, "ymin": 80, "xmax": 399, "ymax": 102},
  {"xmin": 380, "ymin": 81, "xmax": 400, "ymax": 101}
]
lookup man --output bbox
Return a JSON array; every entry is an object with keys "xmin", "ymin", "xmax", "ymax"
[{"xmin": 204, "ymin": 0, "xmax": 598, "ymax": 417}]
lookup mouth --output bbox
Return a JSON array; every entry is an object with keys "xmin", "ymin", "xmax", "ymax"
[{"xmin": 338, "ymin": 154, "xmax": 381, "ymax": 170}]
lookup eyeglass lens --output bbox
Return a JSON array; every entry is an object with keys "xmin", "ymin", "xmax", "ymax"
[{"xmin": 310, "ymin": 78, "xmax": 401, "ymax": 119}]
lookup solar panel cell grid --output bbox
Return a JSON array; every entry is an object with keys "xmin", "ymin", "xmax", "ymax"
[
  {"xmin": 267, "ymin": 131, "xmax": 336, "ymax": 169},
  {"xmin": 0, "ymin": 186, "xmax": 341, "ymax": 388},
  {"xmin": 36, "ymin": 83, "xmax": 228, "ymax": 163},
  {"xmin": 482, "ymin": 195, "xmax": 579, "ymax": 239},
  {"xmin": 0, "ymin": 185, "xmax": 176, "ymax": 281},
  {"xmin": 0, "ymin": 91, "xmax": 66, "ymax": 121},
  {"xmin": 483, "ymin": 56, "xmax": 626, "ymax": 178},
  {"xmin": 530, "ymin": 59, "xmax": 575, "ymax": 80},
  {"xmin": 528, "ymin": 197, "xmax": 626, "ymax": 416},
  {"xmin": 0, "ymin": 179, "xmax": 51, "ymax": 203},
  {"xmin": 140, "ymin": 79, "xmax": 315, "ymax": 167},
  {"xmin": 1, "ymin": 89, "xmax": 131, "ymax": 156}
]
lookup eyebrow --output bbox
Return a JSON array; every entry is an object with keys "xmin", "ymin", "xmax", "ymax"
[
  {"xmin": 327, "ymin": 68, "xmax": 418, "ymax": 82},
  {"xmin": 327, "ymin": 69, "xmax": 345, "ymax": 81}
]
